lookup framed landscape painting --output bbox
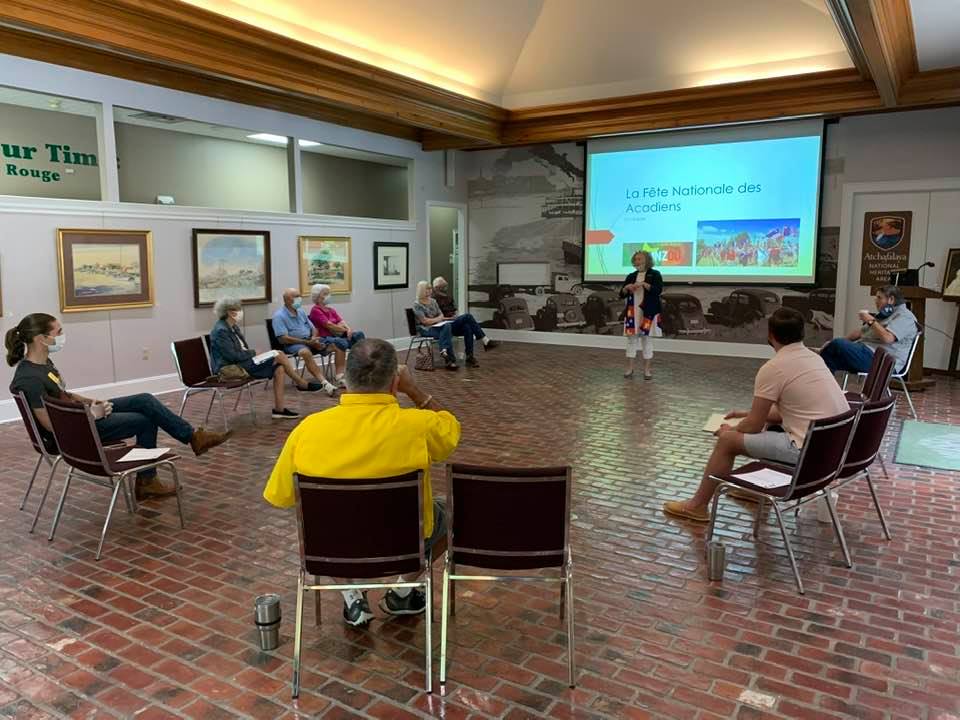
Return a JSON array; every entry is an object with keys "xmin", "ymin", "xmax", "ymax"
[
  {"xmin": 373, "ymin": 241, "xmax": 409, "ymax": 290},
  {"xmin": 299, "ymin": 236, "xmax": 351, "ymax": 295},
  {"xmin": 192, "ymin": 229, "xmax": 271, "ymax": 308},
  {"xmin": 57, "ymin": 229, "xmax": 154, "ymax": 312}
]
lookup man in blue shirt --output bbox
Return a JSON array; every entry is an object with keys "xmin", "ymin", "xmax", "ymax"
[{"xmin": 272, "ymin": 288, "xmax": 340, "ymax": 395}]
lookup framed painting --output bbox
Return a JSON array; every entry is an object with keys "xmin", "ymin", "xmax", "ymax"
[
  {"xmin": 299, "ymin": 236, "xmax": 351, "ymax": 295},
  {"xmin": 373, "ymin": 241, "xmax": 409, "ymax": 290},
  {"xmin": 942, "ymin": 248, "xmax": 960, "ymax": 300},
  {"xmin": 192, "ymin": 229, "xmax": 271, "ymax": 308},
  {"xmin": 56, "ymin": 229, "xmax": 154, "ymax": 312}
]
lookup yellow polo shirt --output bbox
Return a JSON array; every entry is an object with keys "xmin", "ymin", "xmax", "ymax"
[{"xmin": 263, "ymin": 393, "xmax": 461, "ymax": 537}]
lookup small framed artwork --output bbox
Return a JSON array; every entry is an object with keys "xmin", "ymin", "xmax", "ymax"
[
  {"xmin": 192, "ymin": 229, "xmax": 271, "ymax": 308},
  {"xmin": 57, "ymin": 229, "xmax": 154, "ymax": 312},
  {"xmin": 373, "ymin": 242, "xmax": 409, "ymax": 290},
  {"xmin": 299, "ymin": 236, "xmax": 351, "ymax": 295},
  {"xmin": 942, "ymin": 248, "xmax": 960, "ymax": 300}
]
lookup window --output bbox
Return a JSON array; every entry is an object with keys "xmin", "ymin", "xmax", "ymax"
[
  {"xmin": 301, "ymin": 143, "xmax": 410, "ymax": 220},
  {"xmin": 0, "ymin": 86, "xmax": 102, "ymax": 201},
  {"xmin": 113, "ymin": 108, "xmax": 289, "ymax": 212}
]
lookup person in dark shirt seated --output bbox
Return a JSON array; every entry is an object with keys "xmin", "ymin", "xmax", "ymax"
[
  {"xmin": 6, "ymin": 313, "xmax": 231, "ymax": 500},
  {"xmin": 210, "ymin": 298, "xmax": 325, "ymax": 420},
  {"xmin": 431, "ymin": 276, "xmax": 459, "ymax": 318}
]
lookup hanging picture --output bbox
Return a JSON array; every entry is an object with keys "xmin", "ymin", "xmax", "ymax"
[
  {"xmin": 373, "ymin": 242, "xmax": 409, "ymax": 290},
  {"xmin": 192, "ymin": 229, "xmax": 271, "ymax": 308},
  {"xmin": 299, "ymin": 236, "xmax": 351, "ymax": 295},
  {"xmin": 57, "ymin": 229, "xmax": 154, "ymax": 312},
  {"xmin": 942, "ymin": 248, "xmax": 960, "ymax": 300}
]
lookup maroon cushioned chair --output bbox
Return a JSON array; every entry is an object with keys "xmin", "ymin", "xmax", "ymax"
[
  {"xmin": 13, "ymin": 391, "xmax": 62, "ymax": 513},
  {"xmin": 831, "ymin": 394, "xmax": 896, "ymax": 541},
  {"xmin": 439, "ymin": 464, "xmax": 575, "ymax": 688},
  {"xmin": 39, "ymin": 395, "xmax": 183, "ymax": 560},
  {"xmin": 845, "ymin": 346, "xmax": 896, "ymax": 404},
  {"xmin": 291, "ymin": 471, "xmax": 434, "ymax": 697},
  {"xmin": 843, "ymin": 329, "xmax": 921, "ymax": 418},
  {"xmin": 171, "ymin": 336, "xmax": 264, "ymax": 431},
  {"xmin": 707, "ymin": 407, "xmax": 860, "ymax": 594}
]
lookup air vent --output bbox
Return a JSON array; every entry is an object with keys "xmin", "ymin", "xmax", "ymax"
[{"xmin": 127, "ymin": 111, "xmax": 186, "ymax": 124}]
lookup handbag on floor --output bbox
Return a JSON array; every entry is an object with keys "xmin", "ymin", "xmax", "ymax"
[{"xmin": 414, "ymin": 345, "xmax": 435, "ymax": 371}]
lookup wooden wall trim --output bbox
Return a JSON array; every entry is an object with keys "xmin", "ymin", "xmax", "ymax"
[
  {"xmin": 0, "ymin": 0, "xmax": 504, "ymax": 144},
  {"xmin": 871, "ymin": 0, "xmax": 919, "ymax": 91}
]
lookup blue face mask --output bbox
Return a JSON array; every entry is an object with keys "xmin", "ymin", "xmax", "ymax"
[{"xmin": 292, "ymin": 297, "xmax": 302, "ymax": 310}]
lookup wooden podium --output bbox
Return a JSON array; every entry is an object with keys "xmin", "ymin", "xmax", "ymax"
[{"xmin": 873, "ymin": 285, "xmax": 940, "ymax": 390}]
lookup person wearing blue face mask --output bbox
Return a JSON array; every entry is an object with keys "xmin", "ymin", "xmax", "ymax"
[
  {"xmin": 6, "ymin": 313, "xmax": 231, "ymax": 500},
  {"xmin": 271, "ymin": 288, "xmax": 342, "ymax": 392}
]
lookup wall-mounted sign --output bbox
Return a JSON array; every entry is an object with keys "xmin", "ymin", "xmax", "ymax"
[
  {"xmin": 859, "ymin": 211, "xmax": 912, "ymax": 287},
  {"xmin": 2, "ymin": 142, "xmax": 98, "ymax": 184}
]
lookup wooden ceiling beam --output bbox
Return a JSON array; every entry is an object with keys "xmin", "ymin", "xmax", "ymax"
[
  {"xmin": 496, "ymin": 70, "xmax": 882, "ymax": 147},
  {"xmin": 0, "ymin": 0, "xmax": 503, "ymax": 145}
]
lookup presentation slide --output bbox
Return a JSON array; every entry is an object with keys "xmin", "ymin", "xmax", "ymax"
[{"xmin": 584, "ymin": 121, "xmax": 823, "ymax": 284}]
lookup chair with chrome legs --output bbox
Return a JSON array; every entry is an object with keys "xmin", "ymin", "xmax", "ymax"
[
  {"xmin": 845, "ymin": 347, "xmax": 895, "ymax": 404},
  {"xmin": 843, "ymin": 331, "xmax": 921, "ymax": 418},
  {"xmin": 36, "ymin": 395, "xmax": 184, "ymax": 560},
  {"xmin": 440, "ymin": 464, "xmax": 575, "ymax": 688},
  {"xmin": 171, "ymin": 337, "xmax": 264, "ymax": 431},
  {"xmin": 706, "ymin": 407, "xmax": 860, "ymax": 594},
  {"xmin": 291, "ymin": 471, "xmax": 434, "ymax": 697},
  {"xmin": 831, "ymin": 394, "xmax": 896, "ymax": 542},
  {"xmin": 13, "ymin": 392, "xmax": 62, "ymax": 513}
]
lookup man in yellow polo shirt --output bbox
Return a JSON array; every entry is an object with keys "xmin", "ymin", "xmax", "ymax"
[{"xmin": 264, "ymin": 338, "xmax": 460, "ymax": 627}]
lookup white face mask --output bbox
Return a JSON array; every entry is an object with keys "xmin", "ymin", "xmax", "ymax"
[{"xmin": 47, "ymin": 334, "xmax": 66, "ymax": 353}]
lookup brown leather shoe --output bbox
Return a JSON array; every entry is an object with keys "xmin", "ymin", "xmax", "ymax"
[
  {"xmin": 135, "ymin": 476, "xmax": 177, "ymax": 501},
  {"xmin": 190, "ymin": 428, "xmax": 232, "ymax": 457}
]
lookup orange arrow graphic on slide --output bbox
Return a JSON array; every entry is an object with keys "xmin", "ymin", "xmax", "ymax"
[{"xmin": 586, "ymin": 229, "xmax": 614, "ymax": 245}]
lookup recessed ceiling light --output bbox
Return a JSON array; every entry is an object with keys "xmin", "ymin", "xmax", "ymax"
[
  {"xmin": 48, "ymin": 99, "xmax": 62, "ymax": 109},
  {"xmin": 246, "ymin": 133, "xmax": 322, "ymax": 147}
]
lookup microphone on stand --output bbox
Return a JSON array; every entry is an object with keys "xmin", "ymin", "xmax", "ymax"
[{"xmin": 889, "ymin": 261, "xmax": 935, "ymax": 287}]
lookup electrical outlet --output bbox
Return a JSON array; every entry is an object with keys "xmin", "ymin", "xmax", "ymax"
[{"xmin": 141, "ymin": 347, "xmax": 150, "ymax": 360}]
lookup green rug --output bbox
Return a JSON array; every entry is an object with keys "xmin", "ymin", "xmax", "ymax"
[{"xmin": 895, "ymin": 420, "xmax": 960, "ymax": 471}]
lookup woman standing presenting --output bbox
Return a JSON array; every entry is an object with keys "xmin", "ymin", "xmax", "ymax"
[{"xmin": 620, "ymin": 250, "xmax": 663, "ymax": 379}]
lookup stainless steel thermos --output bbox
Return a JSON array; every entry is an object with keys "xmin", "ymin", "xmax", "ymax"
[
  {"xmin": 706, "ymin": 540, "xmax": 727, "ymax": 582},
  {"xmin": 254, "ymin": 594, "xmax": 281, "ymax": 651}
]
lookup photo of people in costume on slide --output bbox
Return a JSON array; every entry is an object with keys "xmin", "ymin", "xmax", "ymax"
[{"xmin": 696, "ymin": 218, "xmax": 800, "ymax": 268}]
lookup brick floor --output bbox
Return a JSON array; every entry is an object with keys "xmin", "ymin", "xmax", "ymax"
[{"xmin": 0, "ymin": 342, "xmax": 958, "ymax": 719}]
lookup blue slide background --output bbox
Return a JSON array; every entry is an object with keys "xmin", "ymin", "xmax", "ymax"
[{"xmin": 585, "ymin": 135, "xmax": 821, "ymax": 281}]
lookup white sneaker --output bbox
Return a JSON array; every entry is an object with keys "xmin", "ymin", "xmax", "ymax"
[{"xmin": 323, "ymin": 382, "xmax": 337, "ymax": 397}]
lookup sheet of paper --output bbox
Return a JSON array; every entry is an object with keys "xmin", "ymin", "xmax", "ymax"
[
  {"xmin": 119, "ymin": 447, "xmax": 170, "ymax": 463},
  {"xmin": 731, "ymin": 468, "xmax": 792, "ymax": 489},
  {"xmin": 703, "ymin": 413, "xmax": 727, "ymax": 433},
  {"xmin": 253, "ymin": 349, "xmax": 279, "ymax": 365},
  {"xmin": 431, "ymin": 320, "xmax": 451, "ymax": 328}
]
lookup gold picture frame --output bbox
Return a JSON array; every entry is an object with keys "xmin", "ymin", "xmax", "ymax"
[
  {"xmin": 57, "ymin": 229, "xmax": 155, "ymax": 312},
  {"xmin": 299, "ymin": 236, "xmax": 352, "ymax": 295}
]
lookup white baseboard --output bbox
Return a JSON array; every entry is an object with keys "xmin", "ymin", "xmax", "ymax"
[
  {"xmin": 482, "ymin": 329, "xmax": 774, "ymax": 360},
  {"xmin": 0, "ymin": 373, "xmax": 182, "ymax": 424}
]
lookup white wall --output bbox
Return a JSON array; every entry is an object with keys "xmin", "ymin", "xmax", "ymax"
[{"xmin": 0, "ymin": 53, "xmax": 467, "ymax": 416}]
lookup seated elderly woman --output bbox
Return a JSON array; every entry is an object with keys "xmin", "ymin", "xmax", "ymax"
[
  {"xmin": 308, "ymin": 283, "xmax": 366, "ymax": 353},
  {"xmin": 210, "ymin": 298, "xmax": 325, "ymax": 420},
  {"xmin": 413, "ymin": 280, "xmax": 497, "ymax": 370}
]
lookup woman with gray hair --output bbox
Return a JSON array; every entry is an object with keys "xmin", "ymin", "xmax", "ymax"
[
  {"xmin": 308, "ymin": 284, "xmax": 366, "ymax": 351},
  {"xmin": 210, "ymin": 298, "xmax": 325, "ymax": 420}
]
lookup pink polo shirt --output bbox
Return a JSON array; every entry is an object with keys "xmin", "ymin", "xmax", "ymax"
[{"xmin": 309, "ymin": 304, "xmax": 343, "ymax": 338}]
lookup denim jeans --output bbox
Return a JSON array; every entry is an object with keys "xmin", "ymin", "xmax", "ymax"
[
  {"xmin": 420, "ymin": 324, "xmax": 455, "ymax": 356},
  {"xmin": 325, "ymin": 330, "xmax": 366, "ymax": 352},
  {"xmin": 820, "ymin": 338, "xmax": 875, "ymax": 374},
  {"xmin": 96, "ymin": 393, "xmax": 193, "ymax": 449}
]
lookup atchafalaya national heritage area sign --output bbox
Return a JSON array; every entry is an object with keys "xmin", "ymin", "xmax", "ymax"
[
  {"xmin": 2, "ymin": 142, "xmax": 98, "ymax": 184},
  {"xmin": 860, "ymin": 210, "xmax": 912, "ymax": 287}
]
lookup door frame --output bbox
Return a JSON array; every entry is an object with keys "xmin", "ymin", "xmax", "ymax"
[{"xmin": 425, "ymin": 200, "xmax": 468, "ymax": 314}]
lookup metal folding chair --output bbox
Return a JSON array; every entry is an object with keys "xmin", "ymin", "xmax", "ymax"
[
  {"xmin": 12, "ymin": 392, "xmax": 62, "ymax": 512},
  {"xmin": 440, "ymin": 464, "xmax": 575, "ymax": 688},
  {"xmin": 843, "ymin": 330, "xmax": 922, "ymax": 418}
]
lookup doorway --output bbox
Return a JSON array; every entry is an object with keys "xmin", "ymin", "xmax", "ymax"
[{"xmin": 426, "ymin": 202, "xmax": 467, "ymax": 312}]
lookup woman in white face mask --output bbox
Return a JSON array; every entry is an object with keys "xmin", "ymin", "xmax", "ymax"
[{"xmin": 5, "ymin": 313, "xmax": 231, "ymax": 500}]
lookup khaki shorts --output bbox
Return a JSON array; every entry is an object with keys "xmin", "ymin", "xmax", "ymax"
[{"xmin": 743, "ymin": 430, "xmax": 800, "ymax": 465}]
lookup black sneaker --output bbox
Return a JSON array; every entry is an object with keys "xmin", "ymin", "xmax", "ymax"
[
  {"xmin": 465, "ymin": 355, "xmax": 479, "ymax": 368},
  {"xmin": 482, "ymin": 340, "xmax": 500, "ymax": 351},
  {"xmin": 343, "ymin": 593, "xmax": 374, "ymax": 627},
  {"xmin": 379, "ymin": 588, "xmax": 426, "ymax": 616},
  {"xmin": 440, "ymin": 351, "xmax": 458, "ymax": 371},
  {"xmin": 271, "ymin": 407, "xmax": 300, "ymax": 419},
  {"xmin": 297, "ymin": 381, "xmax": 324, "ymax": 392}
]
